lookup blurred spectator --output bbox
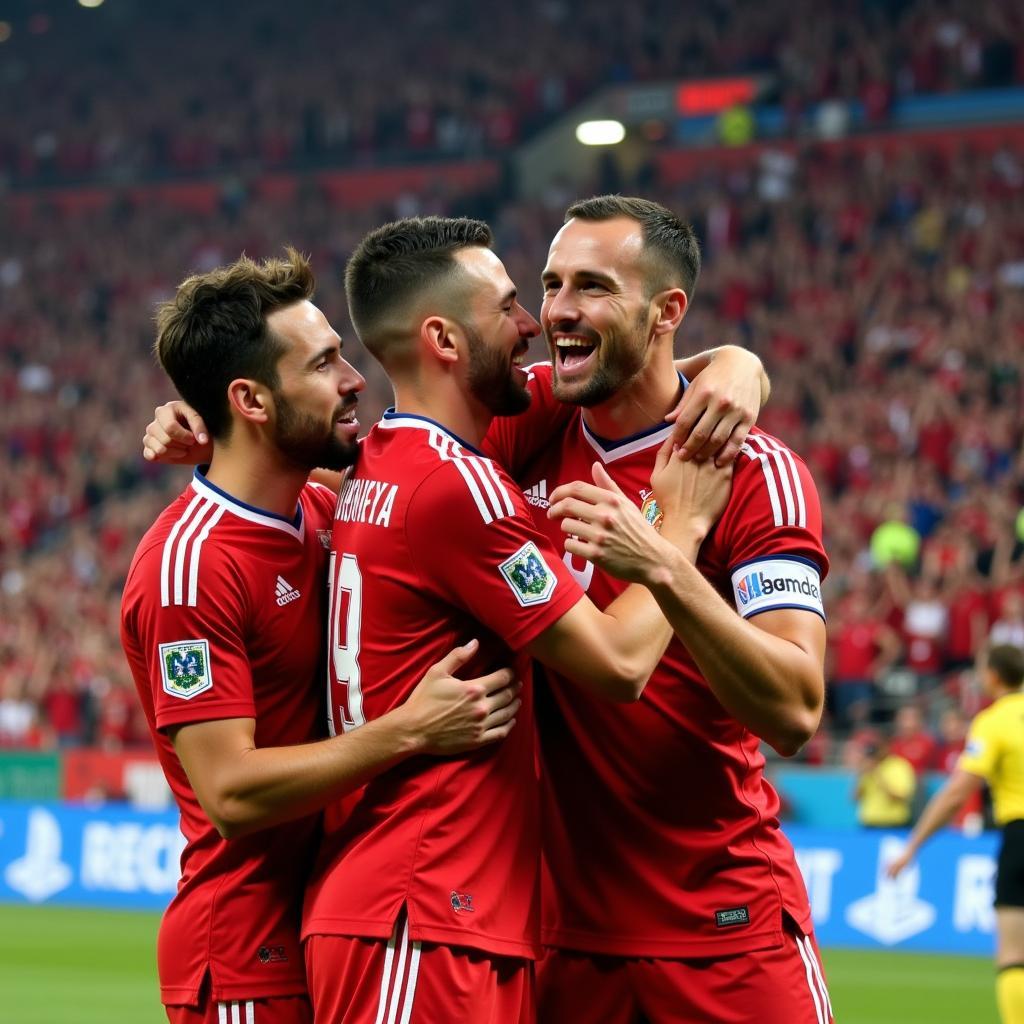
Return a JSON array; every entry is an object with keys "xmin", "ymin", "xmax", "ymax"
[
  {"xmin": 852, "ymin": 734, "xmax": 917, "ymax": 828},
  {"xmin": 829, "ymin": 588, "xmax": 901, "ymax": 729},
  {"xmin": 889, "ymin": 704, "xmax": 939, "ymax": 775},
  {"xmin": 990, "ymin": 590, "xmax": 1024, "ymax": 649}
]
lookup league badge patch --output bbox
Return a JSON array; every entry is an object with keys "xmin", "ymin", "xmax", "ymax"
[
  {"xmin": 499, "ymin": 541, "xmax": 556, "ymax": 607},
  {"xmin": 159, "ymin": 639, "xmax": 213, "ymax": 700}
]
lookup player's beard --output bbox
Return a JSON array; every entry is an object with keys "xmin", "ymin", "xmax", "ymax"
[
  {"xmin": 464, "ymin": 323, "xmax": 532, "ymax": 417},
  {"xmin": 272, "ymin": 391, "xmax": 359, "ymax": 471},
  {"xmin": 547, "ymin": 309, "xmax": 650, "ymax": 408}
]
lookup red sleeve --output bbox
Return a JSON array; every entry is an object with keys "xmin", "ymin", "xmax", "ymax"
[
  {"xmin": 405, "ymin": 456, "xmax": 585, "ymax": 651},
  {"xmin": 715, "ymin": 435, "xmax": 828, "ymax": 621},
  {"xmin": 122, "ymin": 544, "xmax": 257, "ymax": 731},
  {"xmin": 481, "ymin": 361, "xmax": 575, "ymax": 477}
]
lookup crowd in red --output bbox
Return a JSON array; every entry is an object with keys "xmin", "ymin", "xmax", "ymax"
[
  {"xmin": 2, "ymin": 0, "xmax": 1022, "ymax": 186},
  {"xmin": 1, "ymin": 129, "xmax": 1022, "ymax": 768}
]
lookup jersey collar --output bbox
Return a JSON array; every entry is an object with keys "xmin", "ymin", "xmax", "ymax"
[
  {"xmin": 378, "ymin": 409, "xmax": 487, "ymax": 456},
  {"xmin": 191, "ymin": 467, "xmax": 305, "ymax": 540},
  {"xmin": 581, "ymin": 372, "xmax": 687, "ymax": 464}
]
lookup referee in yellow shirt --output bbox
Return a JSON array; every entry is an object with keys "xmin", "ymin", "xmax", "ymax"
[{"xmin": 887, "ymin": 643, "xmax": 1024, "ymax": 1024}]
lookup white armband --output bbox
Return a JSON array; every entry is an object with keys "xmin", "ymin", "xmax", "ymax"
[{"xmin": 730, "ymin": 557, "xmax": 825, "ymax": 620}]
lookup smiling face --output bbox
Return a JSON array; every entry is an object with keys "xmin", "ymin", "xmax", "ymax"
[
  {"xmin": 265, "ymin": 300, "xmax": 365, "ymax": 470},
  {"xmin": 454, "ymin": 246, "xmax": 540, "ymax": 416},
  {"xmin": 541, "ymin": 216, "xmax": 658, "ymax": 407}
]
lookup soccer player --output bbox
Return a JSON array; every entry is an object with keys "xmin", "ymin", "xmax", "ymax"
[
  {"xmin": 122, "ymin": 250, "xmax": 522, "ymax": 1024},
  {"xmin": 485, "ymin": 195, "xmax": 832, "ymax": 1023},
  {"xmin": 887, "ymin": 644, "xmax": 1024, "ymax": 1024},
  {"xmin": 301, "ymin": 216, "xmax": 735, "ymax": 1024}
]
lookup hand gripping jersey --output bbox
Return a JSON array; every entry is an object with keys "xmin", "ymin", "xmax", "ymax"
[
  {"xmin": 121, "ymin": 470, "xmax": 335, "ymax": 1005},
  {"xmin": 484, "ymin": 363, "xmax": 829, "ymax": 958},
  {"xmin": 302, "ymin": 411, "xmax": 584, "ymax": 959}
]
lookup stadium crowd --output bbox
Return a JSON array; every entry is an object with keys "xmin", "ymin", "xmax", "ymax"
[
  {"xmin": 2, "ymin": 0, "xmax": 1022, "ymax": 186},
  {"xmin": 2, "ymin": 130, "xmax": 1022, "ymax": 761}
]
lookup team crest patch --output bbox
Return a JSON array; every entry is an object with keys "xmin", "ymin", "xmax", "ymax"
[
  {"xmin": 499, "ymin": 541, "xmax": 556, "ymax": 607},
  {"xmin": 317, "ymin": 529, "xmax": 332, "ymax": 550},
  {"xmin": 159, "ymin": 640, "xmax": 213, "ymax": 700},
  {"xmin": 639, "ymin": 488, "xmax": 664, "ymax": 530}
]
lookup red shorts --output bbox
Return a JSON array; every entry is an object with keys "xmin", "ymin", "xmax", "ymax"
[
  {"xmin": 165, "ymin": 993, "xmax": 312, "ymax": 1024},
  {"xmin": 537, "ymin": 922, "xmax": 832, "ymax": 1024},
  {"xmin": 305, "ymin": 910, "xmax": 534, "ymax": 1024}
]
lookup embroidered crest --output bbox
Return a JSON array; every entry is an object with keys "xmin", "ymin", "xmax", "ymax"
[
  {"xmin": 159, "ymin": 640, "xmax": 213, "ymax": 700},
  {"xmin": 499, "ymin": 542, "xmax": 556, "ymax": 606}
]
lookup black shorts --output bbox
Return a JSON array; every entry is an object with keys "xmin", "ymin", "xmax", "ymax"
[{"xmin": 996, "ymin": 820, "xmax": 1024, "ymax": 907}]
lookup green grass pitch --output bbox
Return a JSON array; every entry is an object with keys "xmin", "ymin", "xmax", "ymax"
[{"xmin": 0, "ymin": 904, "xmax": 998, "ymax": 1023}]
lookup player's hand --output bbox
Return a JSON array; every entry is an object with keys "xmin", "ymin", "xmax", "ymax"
[
  {"xmin": 667, "ymin": 347, "xmax": 764, "ymax": 466},
  {"xmin": 404, "ymin": 639, "xmax": 521, "ymax": 755},
  {"xmin": 547, "ymin": 463, "xmax": 676, "ymax": 584},
  {"xmin": 885, "ymin": 850, "xmax": 914, "ymax": 879},
  {"xmin": 651, "ymin": 435, "xmax": 733, "ymax": 545},
  {"xmin": 143, "ymin": 401, "xmax": 213, "ymax": 465}
]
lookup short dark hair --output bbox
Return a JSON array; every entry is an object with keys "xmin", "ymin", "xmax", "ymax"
[
  {"xmin": 564, "ymin": 195, "xmax": 701, "ymax": 299},
  {"xmin": 988, "ymin": 644, "xmax": 1024, "ymax": 689},
  {"xmin": 155, "ymin": 248, "xmax": 314, "ymax": 440},
  {"xmin": 345, "ymin": 216, "xmax": 493, "ymax": 360}
]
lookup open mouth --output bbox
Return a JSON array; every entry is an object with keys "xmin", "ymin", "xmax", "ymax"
[
  {"xmin": 555, "ymin": 336, "xmax": 598, "ymax": 373},
  {"xmin": 335, "ymin": 404, "xmax": 359, "ymax": 431},
  {"xmin": 511, "ymin": 340, "xmax": 530, "ymax": 368}
]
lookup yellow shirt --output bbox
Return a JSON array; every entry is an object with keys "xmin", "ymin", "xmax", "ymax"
[
  {"xmin": 857, "ymin": 754, "xmax": 916, "ymax": 827},
  {"xmin": 958, "ymin": 690, "xmax": 1024, "ymax": 825}
]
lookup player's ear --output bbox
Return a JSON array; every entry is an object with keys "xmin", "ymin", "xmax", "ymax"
[
  {"xmin": 651, "ymin": 287, "xmax": 688, "ymax": 338},
  {"xmin": 226, "ymin": 378, "xmax": 272, "ymax": 426},
  {"xmin": 420, "ymin": 315, "xmax": 460, "ymax": 366}
]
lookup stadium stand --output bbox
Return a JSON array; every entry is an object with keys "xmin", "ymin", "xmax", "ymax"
[{"xmin": 1, "ymin": 0, "xmax": 1023, "ymax": 767}]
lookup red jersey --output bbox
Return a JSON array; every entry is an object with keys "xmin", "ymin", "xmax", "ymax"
[
  {"xmin": 302, "ymin": 412, "xmax": 584, "ymax": 959},
  {"xmin": 121, "ymin": 469, "xmax": 335, "ymax": 1005},
  {"xmin": 484, "ymin": 363, "xmax": 829, "ymax": 958}
]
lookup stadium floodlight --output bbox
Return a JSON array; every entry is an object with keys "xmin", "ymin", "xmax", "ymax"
[
  {"xmin": 77, "ymin": 0, "xmax": 105, "ymax": 7},
  {"xmin": 575, "ymin": 120, "xmax": 626, "ymax": 146}
]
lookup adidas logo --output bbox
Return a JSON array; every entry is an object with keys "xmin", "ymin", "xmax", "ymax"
[
  {"xmin": 524, "ymin": 480, "xmax": 549, "ymax": 509},
  {"xmin": 275, "ymin": 576, "xmax": 301, "ymax": 606}
]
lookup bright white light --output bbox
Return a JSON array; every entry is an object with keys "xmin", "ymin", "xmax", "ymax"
[
  {"xmin": 575, "ymin": 120, "xmax": 626, "ymax": 146},
  {"xmin": 78, "ymin": 0, "xmax": 105, "ymax": 8}
]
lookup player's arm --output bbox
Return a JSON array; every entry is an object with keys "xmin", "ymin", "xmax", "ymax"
[
  {"xmin": 532, "ymin": 453, "xmax": 731, "ymax": 703},
  {"xmin": 640, "ymin": 560, "xmax": 824, "ymax": 756},
  {"xmin": 670, "ymin": 345, "xmax": 769, "ymax": 465},
  {"xmin": 551, "ymin": 443, "xmax": 822, "ymax": 753},
  {"xmin": 171, "ymin": 641, "xmax": 521, "ymax": 839},
  {"xmin": 885, "ymin": 769, "xmax": 985, "ymax": 878}
]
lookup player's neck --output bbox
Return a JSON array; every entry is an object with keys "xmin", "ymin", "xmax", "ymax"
[
  {"xmin": 581, "ymin": 354, "xmax": 681, "ymax": 442},
  {"xmin": 205, "ymin": 447, "xmax": 307, "ymax": 519},
  {"xmin": 392, "ymin": 383, "xmax": 492, "ymax": 449}
]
